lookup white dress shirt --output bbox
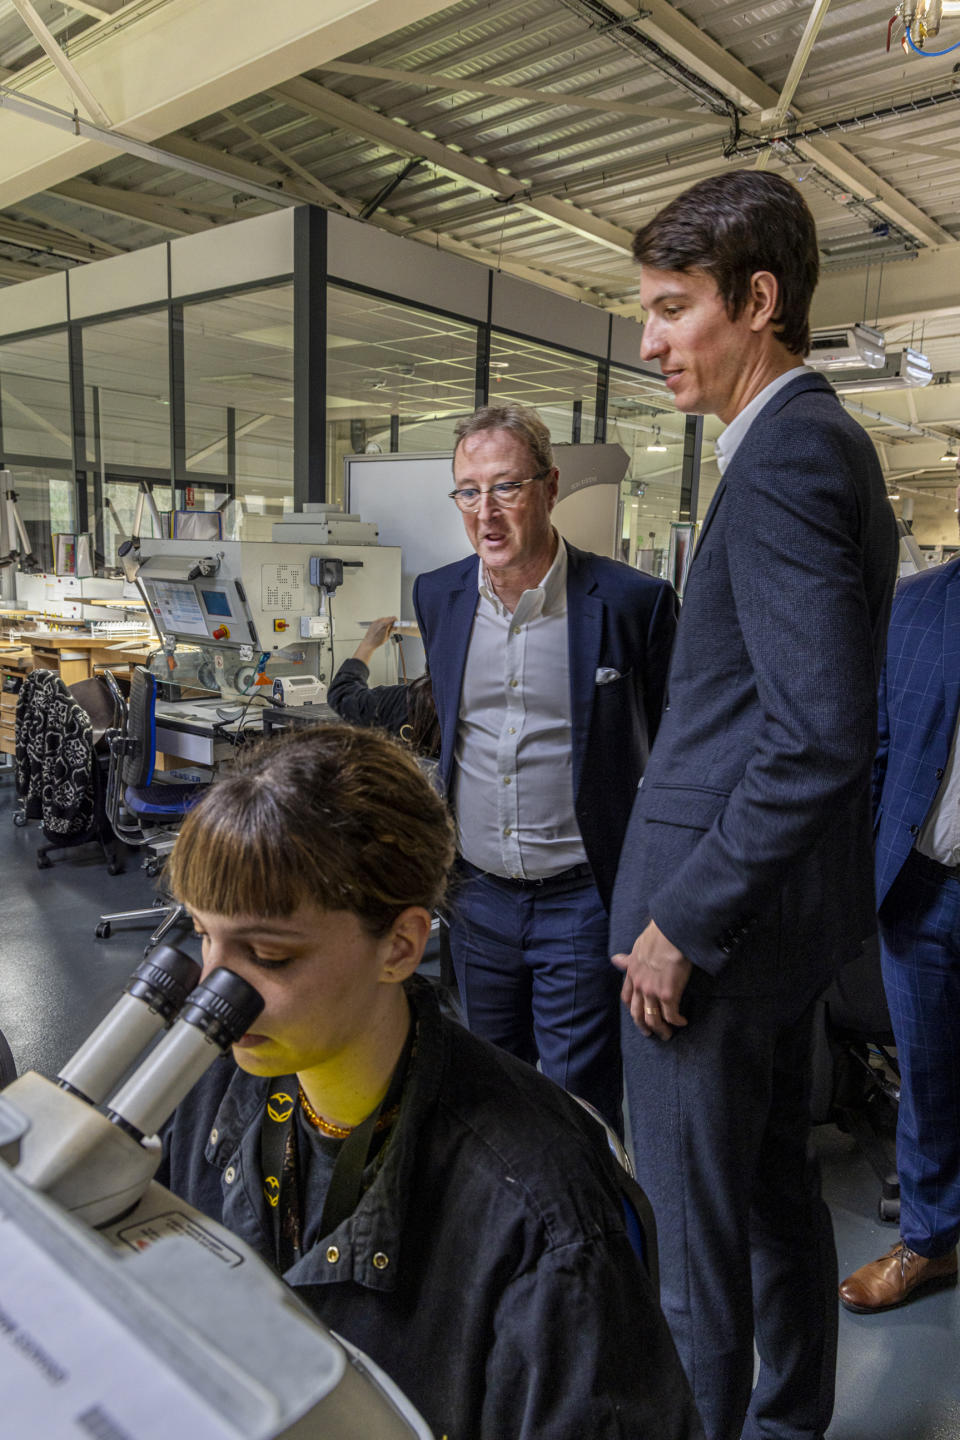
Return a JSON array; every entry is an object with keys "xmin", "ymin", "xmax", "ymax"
[
  {"xmin": 452, "ymin": 535, "xmax": 588, "ymax": 879},
  {"xmin": 916, "ymin": 711, "xmax": 960, "ymax": 867}
]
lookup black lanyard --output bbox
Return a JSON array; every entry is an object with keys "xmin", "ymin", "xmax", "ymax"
[{"xmin": 259, "ymin": 1027, "xmax": 414, "ymax": 1274}]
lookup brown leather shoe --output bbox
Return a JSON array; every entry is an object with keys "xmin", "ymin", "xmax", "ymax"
[{"xmin": 839, "ymin": 1241, "xmax": 958, "ymax": 1313}]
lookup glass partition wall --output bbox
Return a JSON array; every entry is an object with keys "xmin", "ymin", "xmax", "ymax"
[
  {"xmin": 183, "ymin": 285, "xmax": 294, "ymax": 534},
  {"xmin": 0, "ymin": 210, "xmax": 698, "ymax": 582},
  {"xmin": 325, "ymin": 287, "xmax": 478, "ymax": 503},
  {"xmin": 0, "ymin": 333, "xmax": 74, "ymax": 571}
]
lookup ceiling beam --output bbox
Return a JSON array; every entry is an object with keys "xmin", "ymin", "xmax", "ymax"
[
  {"xmin": 273, "ymin": 77, "xmax": 635, "ymax": 256},
  {"xmin": 219, "ymin": 107, "xmax": 362, "ymax": 215},
  {"xmin": 51, "ymin": 178, "xmax": 214, "ymax": 234},
  {"xmin": 0, "ymin": 0, "xmax": 457, "ymax": 209},
  {"xmin": 62, "ymin": 0, "xmax": 126, "ymax": 18},
  {"xmin": 372, "ymin": 214, "xmax": 601, "ymax": 304},
  {"xmin": 317, "ymin": 60, "xmax": 730, "ymax": 129},
  {"xmin": 602, "ymin": 0, "xmax": 951, "ymax": 249},
  {"xmin": 0, "ymin": 256, "xmax": 58, "ymax": 282},
  {"xmin": 158, "ymin": 132, "xmax": 357, "ymax": 212},
  {"xmin": 0, "ymin": 211, "xmax": 119, "ymax": 261},
  {"xmin": 754, "ymin": 0, "xmax": 833, "ymax": 171},
  {"xmin": 15, "ymin": 198, "xmax": 126, "ymax": 252},
  {"xmin": 8, "ymin": 0, "xmax": 113, "ymax": 127}
]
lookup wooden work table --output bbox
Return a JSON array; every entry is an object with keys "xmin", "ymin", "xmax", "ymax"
[{"xmin": 13, "ymin": 631, "xmax": 154, "ymax": 686}]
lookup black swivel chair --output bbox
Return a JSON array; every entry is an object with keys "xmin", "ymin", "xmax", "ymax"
[
  {"xmin": 96, "ymin": 667, "xmax": 208, "ymax": 951},
  {"xmin": 810, "ymin": 934, "xmax": 900, "ymax": 1222}
]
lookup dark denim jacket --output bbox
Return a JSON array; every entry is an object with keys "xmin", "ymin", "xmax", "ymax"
[{"xmin": 157, "ymin": 978, "xmax": 701, "ymax": 1440}]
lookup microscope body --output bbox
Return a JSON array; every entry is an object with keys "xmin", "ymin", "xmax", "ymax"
[{"xmin": 0, "ymin": 954, "xmax": 432, "ymax": 1440}]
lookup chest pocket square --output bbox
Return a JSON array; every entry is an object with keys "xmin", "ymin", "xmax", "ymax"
[{"xmin": 595, "ymin": 667, "xmax": 622, "ymax": 686}]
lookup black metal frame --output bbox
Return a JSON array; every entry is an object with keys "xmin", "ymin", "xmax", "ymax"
[{"xmin": 0, "ymin": 213, "xmax": 704, "ymax": 565}]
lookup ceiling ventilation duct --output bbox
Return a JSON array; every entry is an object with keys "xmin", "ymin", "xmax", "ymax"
[
  {"xmin": 806, "ymin": 323, "xmax": 886, "ymax": 371},
  {"xmin": 831, "ymin": 348, "xmax": 934, "ymax": 393}
]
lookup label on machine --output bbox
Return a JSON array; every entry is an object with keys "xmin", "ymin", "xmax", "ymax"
[
  {"xmin": 0, "ymin": 1216, "xmax": 236, "ymax": 1440},
  {"xmin": 260, "ymin": 563, "xmax": 305, "ymax": 613}
]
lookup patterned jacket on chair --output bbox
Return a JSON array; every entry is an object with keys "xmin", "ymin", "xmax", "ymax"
[{"xmin": 15, "ymin": 669, "xmax": 95, "ymax": 838}]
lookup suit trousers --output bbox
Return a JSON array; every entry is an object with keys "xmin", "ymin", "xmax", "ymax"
[
  {"xmin": 447, "ymin": 862, "xmax": 623, "ymax": 1133},
  {"xmin": 879, "ymin": 848, "xmax": 960, "ymax": 1258},
  {"xmin": 621, "ymin": 984, "xmax": 837, "ymax": 1440}
]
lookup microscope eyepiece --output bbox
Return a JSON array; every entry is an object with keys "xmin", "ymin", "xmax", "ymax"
[
  {"xmin": 58, "ymin": 945, "xmax": 202, "ymax": 1106},
  {"xmin": 179, "ymin": 969, "xmax": 265, "ymax": 1048},
  {"xmin": 126, "ymin": 945, "xmax": 202, "ymax": 1024},
  {"xmin": 105, "ymin": 970, "xmax": 265, "ymax": 1142}
]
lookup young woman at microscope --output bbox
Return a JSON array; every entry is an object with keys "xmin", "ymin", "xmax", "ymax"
[{"xmin": 156, "ymin": 724, "xmax": 699, "ymax": 1440}]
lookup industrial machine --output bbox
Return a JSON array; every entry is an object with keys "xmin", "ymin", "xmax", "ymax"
[
  {"xmin": 122, "ymin": 506, "xmax": 401, "ymax": 756},
  {"xmin": 0, "ymin": 946, "xmax": 431, "ymax": 1439}
]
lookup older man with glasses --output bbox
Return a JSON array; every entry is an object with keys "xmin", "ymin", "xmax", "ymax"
[{"xmin": 413, "ymin": 402, "xmax": 677, "ymax": 1132}]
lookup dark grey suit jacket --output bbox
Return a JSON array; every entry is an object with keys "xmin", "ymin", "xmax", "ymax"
[{"xmin": 610, "ymin": 370, "xmax": 899, "ymax": 999}]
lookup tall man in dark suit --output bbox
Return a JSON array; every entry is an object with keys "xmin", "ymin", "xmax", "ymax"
[
  {"xmin": 414, "ymin": 402, "xmax": 677, "ymax": 1132},
  {"xmin": 610, "ymin": 172, "xmax": 899, "ymax": 1440},
  {"xmin": 839, "ymin": 491, "xmax": 960, "ymax": 1313}
]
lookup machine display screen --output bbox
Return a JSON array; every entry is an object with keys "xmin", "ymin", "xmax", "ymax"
[
  {"xmin": 145, "ymin": 580, "xmax": 209, "ymax": 638},
  {"xmin": 200, "ymin": 589, "xmax": 232, "ymax": 618}
]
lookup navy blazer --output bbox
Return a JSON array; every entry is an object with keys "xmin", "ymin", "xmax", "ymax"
[
  {"xmin": 610, "ymin": 370, "xmax": 899, "ymax": 999},
  {"xmin": 413, "ymin": 541, "xmax": 678, "ymax": 909},
  {"xmin": 874, "ymin": 555, "xmax": 960, "ymax": 908}
]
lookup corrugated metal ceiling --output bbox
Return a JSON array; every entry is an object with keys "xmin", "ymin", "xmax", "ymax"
[{"xmin": 1, "ymin": 0, "xmax": 959, "ymax": 475}]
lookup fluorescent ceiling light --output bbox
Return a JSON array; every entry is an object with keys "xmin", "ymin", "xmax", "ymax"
[
  {"xmin": 646, "ymin": 427, "xmax": 667, "ymax": 452},
  {"xmin": 807, "ymin": 323, "xmax": 885, "ymax": 372},
  {"xmin": 940, "ymin": 444, "xmax": 958, "ymax": 463},
  {"xmin": 831, "ymin": 349, "xmax": 933, "ymax": 394}
]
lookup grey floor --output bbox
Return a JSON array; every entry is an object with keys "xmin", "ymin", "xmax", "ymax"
[{"xmin": 0, "ymin": 764, "xmax": 957, "ymax": 1439}]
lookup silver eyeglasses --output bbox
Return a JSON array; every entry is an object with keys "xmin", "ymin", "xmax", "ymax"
[{"xmin": 448, "ymin": 472, "xmax": 549, "ymax": 512}]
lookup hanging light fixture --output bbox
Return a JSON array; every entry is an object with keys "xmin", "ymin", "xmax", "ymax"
[
  {"xmin": 939, "ymin": 441, "xmax": 958, "ymax": 463},
  {"xmin": 646, "ymin": 426, "xmax": 667, "ymax": 453}
]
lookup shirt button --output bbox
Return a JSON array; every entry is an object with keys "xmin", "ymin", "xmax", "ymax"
[
  {"xmin": 224, "ymin": 1166, "xmax": 236, "ymax": 1184},
  {"xmin": 509, "ymin": 678, "xmax": 519, "ymax": 688},
  {"xmin": 504, "ymin": 827, "xmax": 512, "ymax": 836},
  {"xmin": 909, "ymin": 824, "xmax": 920, "ymax": 836},
  {"xmin": 508, "ymin": 726, "xmax": 516, "ymax": 734},
  {"xmin": 503, "ymin": 776, "xmax": 511, "ymax": 785},
  {"xmin": 936, "ymin": 768, "xmax": 944, "ymax": 779},
  {"xmin": 373, "ymin": 1252, "xmax": 390, "ymax": 1270},
  {"xmin": 209, "ymin": 1128, "xmax": 218, "ymax": 1145},
  {"xmin": 326, "ymin": 1246, "xmax": 340, "ymax": 1264},
  {"xmin": 512, "ymin": 625, "xmax": 522, "ymax": 635}
]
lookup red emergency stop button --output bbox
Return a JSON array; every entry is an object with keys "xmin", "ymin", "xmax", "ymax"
[{"xmin": 212, "ymin": 625, "xmax": 230, "ymax": 640}]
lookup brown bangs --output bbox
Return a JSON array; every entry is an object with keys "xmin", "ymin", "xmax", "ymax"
[{"xmin": 167, "ymin": 799, "xmax": 320, "ymax": 919}]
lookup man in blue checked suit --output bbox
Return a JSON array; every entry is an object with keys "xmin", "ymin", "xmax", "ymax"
[
  {"xmin": 610, "ymin": 172, "xmax": 898, "ymax": 1440},
  {"xmin": 839, "ymin": 501, "xmax": 960, "ymax": 1314},
  {"xmin": 414, "ymin": 402, "xmax": 677, "ymax": 1134}
]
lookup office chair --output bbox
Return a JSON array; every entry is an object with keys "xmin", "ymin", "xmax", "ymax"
[
  {"xmin": 95, "ymin": 667, "xmax": 207, "ymax": 952},
  {"xmin": 574, "ymin": 1097, "xmax": 660, "ymax": 1294},
  {"xmin": 810, "ymin": 934, "xmax": 900, "ymax": 1223}
]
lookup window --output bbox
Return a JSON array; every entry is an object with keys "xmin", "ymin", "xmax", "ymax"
[
  {"xmin": 607, "ymin": 366, "xmax": 684, "ymax": 575},
  {"xmin": 0, "ymin": 332, "xmax": 72, "ymax": 463},
  {"xmin": 183, "ymin": 286, "xmax": 294, "ymax": 523},
  {"xmin": 489, "ymin": 333, "xmax": 598, "ymax": 443},
  {"xmin": 326, "ymin": 288, "xmax": 478, "ymax": 500},
  {"xmin": 83, "ymin": 311, "xmax": 171, "ymax": 472}
]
